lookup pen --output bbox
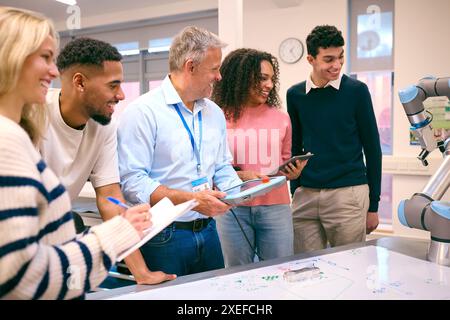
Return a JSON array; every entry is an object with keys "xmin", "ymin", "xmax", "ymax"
[
  {"xmin": 106, "ymin": 196, "xmax": 130, "ymax": 210},
  {"xmin": 107, "ymin": 197, "xmax": 151, "ymax": 229}
]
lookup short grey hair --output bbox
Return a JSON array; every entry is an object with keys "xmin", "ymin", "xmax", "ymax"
[{"xmin": 169, "ymin": 26, "xmax": 227, "ymax": 72}]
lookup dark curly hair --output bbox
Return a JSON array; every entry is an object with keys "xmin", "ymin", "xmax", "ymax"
[
  {"xmin": 57, "ymin": 37, "xmax": 122, "ymax": 72},
  {"xmin": 212, "ymin": 48, "xmax": 281, "ymax": 122},
  {"xmin": 306, "ymin": 25, "xmax": 344, "ymax": 58}
]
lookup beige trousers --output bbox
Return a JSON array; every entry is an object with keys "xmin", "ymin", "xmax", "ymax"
[{"xmin": 291, "ymin": 184, "xmax": 369, "ymax": 253}]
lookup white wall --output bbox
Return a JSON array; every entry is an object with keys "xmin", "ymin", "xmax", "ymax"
[
  {"xmin": 242, "ymin": 0, "xmax": 347, "ymax": 110},
  {"xmin": 218, "ymin": 0, "xmax": 243, "ymax": 58}
]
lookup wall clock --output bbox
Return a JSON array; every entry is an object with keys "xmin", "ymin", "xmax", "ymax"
[{"xmin": 279, "ymin": 37, "xmax": 304, "ymax": 64}]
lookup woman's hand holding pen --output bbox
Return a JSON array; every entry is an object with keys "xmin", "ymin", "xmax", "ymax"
[
  {"xmin": 106, "ymin": 197, "xmax": 152, "ymax": 238},
  {"xmin": 121, "ymin": 203, "xmax": 152, "ymax": 238}
]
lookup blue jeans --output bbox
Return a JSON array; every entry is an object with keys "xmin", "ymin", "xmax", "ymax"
[
  {"xmin": 139, "ymin": 219, "xmax": 224, "ymax": 276},
  {"xmin": 216, "ymin": 204, "xmax": 294, "ymax": 267}
]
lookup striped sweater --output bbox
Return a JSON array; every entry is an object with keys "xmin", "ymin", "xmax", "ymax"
[{"xmin": 0, "ymin": 115, "xmax": 140, "ymax": 299}]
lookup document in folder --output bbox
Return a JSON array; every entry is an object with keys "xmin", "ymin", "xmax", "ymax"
[{"xmin": 116, "ymin": 197, "xmax": 198, "ymax": 261}]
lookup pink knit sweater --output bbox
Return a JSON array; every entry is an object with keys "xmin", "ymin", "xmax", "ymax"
[{"xmin": 226, "ymin": 104, "xmax": 292, "ymax": 206}]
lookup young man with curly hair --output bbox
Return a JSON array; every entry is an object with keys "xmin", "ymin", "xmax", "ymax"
[
  {"xmin": 39, "ymin": 37, "xmax": 175, "ymax": 285},
  {"xmin": 287, "ymin": 25, "xmax": 382, "ymax": 253}
]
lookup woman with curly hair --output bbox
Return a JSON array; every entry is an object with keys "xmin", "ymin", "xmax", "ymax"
[{"xmin": 212, "ymin": 48, "xmax": 307, "ymax": 266}]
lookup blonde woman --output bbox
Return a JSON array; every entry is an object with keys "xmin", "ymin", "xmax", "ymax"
[{"xmin": 0, "ymin": 7, "xmax": 151, "ymax": 300}]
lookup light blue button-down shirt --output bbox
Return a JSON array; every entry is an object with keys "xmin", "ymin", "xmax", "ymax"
[{"xmin": 117, "ymin": 75, "xmax": 241, "ymax": 221}]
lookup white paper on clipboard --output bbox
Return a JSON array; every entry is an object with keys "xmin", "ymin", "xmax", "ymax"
[{"xmin": 116, "ymin": 197, "xmax": 198, "ymax": 261}]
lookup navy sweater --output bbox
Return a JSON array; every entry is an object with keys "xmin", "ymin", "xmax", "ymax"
[{"xmin": 287, "ymin": 74, "xmax": 382, "ymax": 212}]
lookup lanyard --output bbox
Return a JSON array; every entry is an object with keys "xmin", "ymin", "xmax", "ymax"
[{"xmin": 173, "ymin": 103, "xmax": 203, "ymax": 175}]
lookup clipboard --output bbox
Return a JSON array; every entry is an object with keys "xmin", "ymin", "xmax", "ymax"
[{"xmin": 116, "ymin": 197, "xmax": 198, "ymax": 261}]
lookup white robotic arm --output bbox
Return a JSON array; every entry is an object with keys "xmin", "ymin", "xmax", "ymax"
[
  {"xmin": 398, "ymin": 76, "xmax": 449, "ymax": 165},
  {"xmin": 397, "ymin": 76, "xmax": 450, "ymax": 266}
]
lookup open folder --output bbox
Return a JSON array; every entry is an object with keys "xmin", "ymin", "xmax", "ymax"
[{"xmin": 116, "ymin": 197, "xmax": 198, "ymax": 262}]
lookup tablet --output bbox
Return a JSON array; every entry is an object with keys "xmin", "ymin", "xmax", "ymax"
[
  {"xmin": 270, "ymin": 153, "xmax": 314, "ymax": 175},
  {"xmin": 221, "ymin": 176, "xmax": 286, "ymax": 205}
]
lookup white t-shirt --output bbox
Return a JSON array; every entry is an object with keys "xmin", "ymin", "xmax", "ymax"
[{"xmin": 39, "ymin": 88, "xmax": 119, "ymax": 201}]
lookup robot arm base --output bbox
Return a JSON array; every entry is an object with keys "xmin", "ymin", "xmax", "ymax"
[
  {"xmin": 428, "ymin": 240, "xmax": 450, "ymax": 266},
  {"xmin": 398, "ymin": 196, "xmax": 450, "ymax": 239}
]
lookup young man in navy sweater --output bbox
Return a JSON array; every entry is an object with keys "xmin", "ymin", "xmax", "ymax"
[{"xmin": 287, "ymin": 25, "xmax": 382, "ymax": 253}]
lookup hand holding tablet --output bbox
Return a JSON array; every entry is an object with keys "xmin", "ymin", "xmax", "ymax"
[
  {"xmin": 220, "ymin": 176, "xmax": 287, "ymax": 205},
  {"xmin": 270, "ymin": 153, "xmax": 313, "ymax": 176}
]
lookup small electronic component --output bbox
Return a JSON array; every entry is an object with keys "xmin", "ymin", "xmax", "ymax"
[{"xmin": 283, "ymin": 266, "xmax": 321, "ymax": 282}]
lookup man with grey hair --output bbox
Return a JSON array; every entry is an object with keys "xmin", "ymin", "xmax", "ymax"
[{"xmin": 117, "ymin": 26, "xmax": 242, "ymax": 276}]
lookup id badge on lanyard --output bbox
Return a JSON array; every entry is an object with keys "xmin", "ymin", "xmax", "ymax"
[
  {"xmin": 191, "ymin": 176, "xmax": 211, "ymax": 192},
  {"xmin": 173, "ymin": 103, "xmax": 211, "ymax": 192}
]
